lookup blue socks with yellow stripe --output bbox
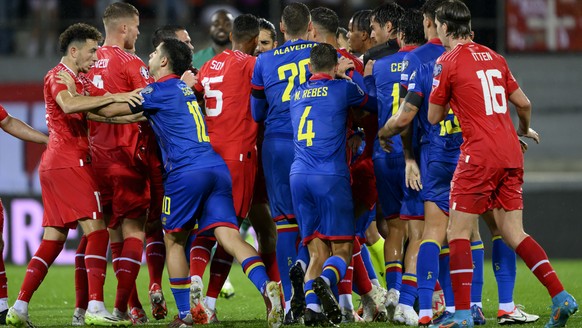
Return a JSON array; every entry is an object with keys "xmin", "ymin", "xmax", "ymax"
[
  {"xmin": 400, "ymin": 273, "xmax": 418, "ymax": 307},
  {"xmin": 321, "ymin": 256, "xmax": 347, "ymax": 287},
  {"xmin": 417, "ymin": 240, "xmax": 441, "ymax": 314},
  {"xmin": 385, "ymin": 260, "xmax": 403, "ymax": 291},
  {"xmin": 170, "ymin": 277, "xmax": 191, "ymax": 319},
  {"xmin": 241, "ymin": 256, "xmax": 270, "ymax": 294},
  {"xmin": 276, "ymin": 219, "xmax": 299, "ymax": 303},
  {"xmin": 471, "ymin": 241, "xmax": 485, "ymax": 306},
  {"xmin": 492, "ymin": 236, "xmax": 516, "ymax": 307}
]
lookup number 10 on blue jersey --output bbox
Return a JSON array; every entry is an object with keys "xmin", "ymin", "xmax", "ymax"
[{"xmin": 187, "ymin": 100, "xmax": 210, "ymax": 142}]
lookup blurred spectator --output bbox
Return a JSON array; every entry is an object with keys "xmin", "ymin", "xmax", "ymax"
[
  {"xmin": 0, "ymin": 0, "xmax": 19, "ymax": 54},
  {"xmin": 27, "ymin": 0, "xmax": 59, "ymax": 57},
  {"xmin": 191, "ymin": 8, "xmax": 234, "ymax": 69}
]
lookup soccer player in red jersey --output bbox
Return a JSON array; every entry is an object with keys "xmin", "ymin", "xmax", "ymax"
[
  {"xmin": 5, "ymin": 23, "xmax": 140, "ymax": 327},
  {"xmin": 0, "ymin": 104, "xmax": 48, "ymax": 324},
  {"xmin": 84, "ymin": 2, "xmax": 166, "ymax": 323},
  {"xmin": 428, "ymin": 1, "xmax": 578, "ymax": 327},
  {"xmin": 190, "ymin": 14, "xmax": 280, "ymax": 323}
]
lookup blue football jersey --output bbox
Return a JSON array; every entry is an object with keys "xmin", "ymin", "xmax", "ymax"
[
  {"xmin": 251, "ymin": 39, "xmax": 318, "ymax": 138},
  {"xmin": 290, "ymin": 74, "xmax": 368, "ymax": 178},
  {"xmin": 370, "ymin": 48, "xmax": 411, "ymax": 160},
  {"xmin": 408, "ymin": 60, "xmax": 462, "ymax": 163},
  {"xmin": 139, "ymin": 75, "xmax": 225, "ymax": 173},
  {"xmin": 400, "ymin": 39, "xmax": 446, "ymax": 91}
]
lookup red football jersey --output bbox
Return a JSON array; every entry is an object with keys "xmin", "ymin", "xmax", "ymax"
[
  {"xmin": 430, "ymin": 42, "xmax": 522, "ymax": 168},
  {"xmin": 40, "ymin": 63, "xmax": 103, "ymax": 170},
  {"xmin": 85, "ymin": 45, "xmax": 154, "ymax": 166},
  {"xmin": 194, "ymin": 50, "xmax": 258, "ymax": 161},
  {"xmin": 337, "ymin": 48, "xmax": 364, "ymax": 75},
  {"xmin": 0, "ymin": 104, "xmax": 8, "ymax": 121}
]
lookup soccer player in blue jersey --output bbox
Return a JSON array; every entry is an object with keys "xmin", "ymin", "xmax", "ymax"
[
  {"xmin": 289, "ymin": 43, "xmax": 376, "ymax": 326},
  {"xmin": 250, "ymin": 2, "xmax": 317, "ymax": 322},
  {"xmin": 96, "ymin": 38, "xmax": 283, "ymax": 328}
]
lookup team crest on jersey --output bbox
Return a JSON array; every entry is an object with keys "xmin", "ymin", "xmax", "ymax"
[
  {"xmin": 142, "ymin": 85, "xmax": 153, "ymax": 94},
  {"xmin": 140, "ymin": 66, "xmax": 150, "ymax": 80},
  {"xmin": 433, "ymin": 64, "xmax": 442, "ymax": 77}
]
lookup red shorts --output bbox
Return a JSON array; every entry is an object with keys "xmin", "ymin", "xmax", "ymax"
[
  {"xmin": 350, "ymin": 157, "xmax": 377, "ymax": 210},
  {"xmin": 225, "ymin": 156, "xmax": 257, "ymax": 219},
  {"xmin": 92, "ymin": 165, "xmax": 150, "ymax": 228},
  {"xmin": 450, "ymin": 161, "xmax": 524, "ymax": 214},
  {"xmin": 40, "ymin": 166, "xmax": 103, "ymax": 229}
]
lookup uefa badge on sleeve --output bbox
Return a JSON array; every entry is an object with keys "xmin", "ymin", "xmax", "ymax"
[{"xmin": 433, "ymin": 64, "xmax": 442, "ymax": 77}]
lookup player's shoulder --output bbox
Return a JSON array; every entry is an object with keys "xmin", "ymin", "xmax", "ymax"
[{"xmin": 103, "ymin": 45, "xmax": 146, "ymax": 65}]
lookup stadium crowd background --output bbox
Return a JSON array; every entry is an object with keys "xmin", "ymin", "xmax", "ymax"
[{"xmin": 0, "ymin": 0, "xmax": 581, "ymax": 264}]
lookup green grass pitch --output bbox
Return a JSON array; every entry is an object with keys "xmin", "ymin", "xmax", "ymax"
[{"xmin": 5, "ymin": 260, "xmax": 581, "ymax": 327}]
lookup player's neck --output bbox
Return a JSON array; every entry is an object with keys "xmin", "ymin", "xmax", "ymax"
[
  {"xmin": 60, "ymin": 57, "xmax": 79, "ymax": 75},
  {"xmin": 232, "ymin": 42, "xmax": 253, "ymax": 56},
  {"xmin": 450, "ymin": 37, "xmax": 472, "ymax": 49},
  {"xmin": 213, "ymin": 43, "xmax": 230, "ymax": 55},
  {"xmin": 103, "ymin": 34, "xmax": 126, "ymax": 48}
]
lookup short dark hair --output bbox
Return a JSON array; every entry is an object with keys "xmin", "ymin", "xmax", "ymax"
[
  {"xmin": 59, "ymin": 23, "xmax": 103, "ymax": 54},
  {"xmin": 152, "ymin": 24, "xmax": 186, "ymax": 48},
  {"xmin": 159, "ymin": 38, "xmax": 192, "ymax": 77},
  {"xmin": 103, "ymin": 2, "xmax": 139, "ymax": 26},
  {"xmin": 371, "ymin": 2, "xmax": 405, "ymax": 31},
  {"xmin": 351, "ymin": 10, "xmax": 372, "ymax": 35},
  {"xmin": 310, "ymin": 43, "xmax": 337, "ymax": 72},
  {"xmin": 259, "ymin": 18, "xmax": 277, "ymax": 41},
  {"xmin": 435, "ymin": 0, "xmax": 472, "ymax": 39},
  {"xmin": 232, "ymin": 14, "xmax": 260, "ymax": 43},
  {"xmin": 398, "ymin": 9, "xmax": 425, "ymax": 45},
  {"xmin": 421, "ymin": 0, "xmax": 450, "ymax": 22},
  {"xmin": 311, "ymin": 7, "xmax": 339, "ymax": 36},
  {"xmin": 281, "ymin": 2, "xmax": 311, "ymax": 37},
  {"xmin": 337, "ymin": 27, "xmax": 348, "ymax": 39}
]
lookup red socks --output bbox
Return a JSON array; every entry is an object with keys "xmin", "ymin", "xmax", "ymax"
[
  {"xmin": 352, "ymin": 239, "xmax": 372, "ymax": 295},
  {"xmin": 146, "ymin": 230, "xmax": 166, "ymax": 288},
  {"xmin": 18, "ymin": 239, "xmax": 65, "ymax": 302},
  {"xmin": 206, "ymin": 244, "xmax": 233, "ymax": 299},
  {"xmin": 449, "ymin": 239, "xmax": 472, "ymax": 311},
  {"xmin": 190, "ymin": 235, "xmax": 215, "ymax": 277},
  {"xmin": 114, "ymin": 237, "xmax": 143, "ymax": 312},
  {"xmin": 85, "ymin": 229, "xmax": 109, "ymax": 302},
  {"xmin": 75, "ymin": 235, "xmax": 88, "ymax": 308},
  {"xmin": 259, "ymin": 251, "xmax": 280, "ymax": 283},
  {"xmin": 515, "ymin": 236, "xmax": 564, "ymax": 298}
]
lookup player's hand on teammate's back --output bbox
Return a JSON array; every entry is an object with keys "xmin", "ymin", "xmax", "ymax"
[
  {"xmin": 517, "ymin": 127, "xmax": 540, "ymax": 144},
  {"xmin": 336, "ymin": 57, "xmax": 354, "ymax": 80},
  {"xmin": 347, "ymin": 133, "xmax": 363, "ymax": 155},
  {"xmin": 56, "ymin": 71, "xmax": 78, "ymax": 95},
  {"xmin": 405, "ymin": 159, "xmax": 422, "ymax": 191},
  {"xmin": 377, "ymin": 126, "xmax": 394, "ymax": 153},
  {"xmin": 181, "ymin": 70, "xmax": 197, "ymax": 88},
  {"xmin": 112, "ymin": 89, "xmax": 143, "ymax": 106},
  {"xmin": 364, "ymin": 59, "xmax": 375, "ymax": 77}
]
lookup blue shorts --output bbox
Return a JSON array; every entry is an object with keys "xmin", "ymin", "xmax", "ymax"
[
  {"xmin": 373, "ymin": 156, "xmax": 405, "ymax": 219},
  {"xmin": 355, "ymin": 206, "xmax": 376, "ymax": 242},
  {"xmin": 422, "ymin": 160, "xmax": 455, "ymax": 213},
  {"xmin": 401, "ymin": 186, "xmax": 424, "ymax": 220},
  {"xmin": 290, "ymin": 173, "xmax": 355, "ymax": 245},
  {"xmin": 161, "ymin": 165, "xmax": 238, "ymax": 234},
  {"xmin": 262, "ymin": 137, "xmax": 295, "ymax": 221}
]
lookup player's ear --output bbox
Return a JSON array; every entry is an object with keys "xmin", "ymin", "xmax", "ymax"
[
  {"xmin": 229, "ymin": 32, "xmax": 233, "ymax": 42},
  {"xmin": 279, "ymin": 21, "xmax": 286, "ymax": 34},
  {"xmin": 307, "ymin": 63, "xmax": 313, "ymax": 75}
]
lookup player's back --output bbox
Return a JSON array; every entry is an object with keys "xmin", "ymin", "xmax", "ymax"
[
  {"xmin": 251, "ymin": 39, "xmax": 317, "ymax": 138},
  {"xmin": 434, "ymin": 42, "xmax": 521, "ymax": 168},
  {"xmin": 141, "ymin": 77, "xmax": 223, "ymax": 174},
  {"xmin": 401, "ymin": 38, "xmax": 445, "ymax": 90},
  {"xmin": 290, "ymin": 75, "xmax": 366, "ymax": 178},
  {"xmin": 372, "ymin": 47, "xmax": 413, "ymax": 159},
  {"xmin": 41, "ymin": 63, "xmax": 90, "ymax": 171},
  {"xmin": 86, "ymin": 45, "xmax": 152, "ymax": 156},
  {"xmin": 196, "ymin": 50, "xmax": 258, "ymax": 160}
]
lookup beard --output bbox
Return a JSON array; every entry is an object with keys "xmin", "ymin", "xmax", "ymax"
[{"xmin": 211, "ymin": 34, "xmax": 231, "ymax": 47}]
